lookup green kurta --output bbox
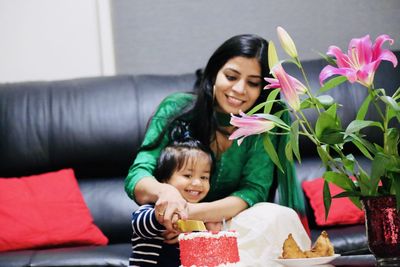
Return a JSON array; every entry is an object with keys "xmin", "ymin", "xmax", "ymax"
[{"xmin": 125, "ymin": 92, "xmax": 305, "ymax": 213}]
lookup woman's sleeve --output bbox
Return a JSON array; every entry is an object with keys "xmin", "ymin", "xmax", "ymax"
[
  {"xmin": 230, "ymin": 134, "xmax": 277, "ymax": 207},
  {"xmin": 124, "ymin": 93, "xmax": 193, "ymax": 200}
]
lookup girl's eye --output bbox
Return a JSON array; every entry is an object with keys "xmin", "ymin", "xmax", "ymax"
[
  {"xmin": 201, "ymin": 176, "xmax": 210, "ymax": 180},
  {"xmin": 183, "ymin": 174, "xmax": 192, "ymax": 179}
]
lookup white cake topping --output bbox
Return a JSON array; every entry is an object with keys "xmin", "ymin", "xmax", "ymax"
[{"xmin": 178, "ymin": 230, "xmax": 238, "ymax": 241}]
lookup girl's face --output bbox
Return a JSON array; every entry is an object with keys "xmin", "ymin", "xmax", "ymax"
[
  {"xmin": 168, "ymin": 151, "xmax": 211, "ymax": 203},
  {"xmin": 214, "ymin": 56, "xmax": 262, "ymax": 114}
]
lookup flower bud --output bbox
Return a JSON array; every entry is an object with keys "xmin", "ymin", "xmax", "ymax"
[
  {"xmin": 277, "ymin": 26, "xmax": 298, "ymax": 59},
  {"xmin": 268, "ymin": 41, "xmax": 279, "ymax": 76}
]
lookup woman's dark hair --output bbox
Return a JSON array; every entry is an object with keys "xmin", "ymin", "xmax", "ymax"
[
  {"xmin": 190, "ymin": 34, "xmax": 273, "ymax": 147},
  {"xmin": 154, "ymin": 123, "xmax": 213, "ymax": 183},
  {"xmin": 140, "ymin": 34, "xmax": 276, "ymax": 152}
]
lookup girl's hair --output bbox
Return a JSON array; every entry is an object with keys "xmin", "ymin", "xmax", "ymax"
[
  {"xmin": 140, "ymin": 34, "xmax": 278, "ymax": 152},
  {"xmin": 154, "ymin": 122, "xmax": 213, "ymax": 183}
]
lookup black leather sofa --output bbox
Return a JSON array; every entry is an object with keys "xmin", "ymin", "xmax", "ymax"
[{"xmin": 0, "ymin": 51, "xmax": 398, "ymax": 267}]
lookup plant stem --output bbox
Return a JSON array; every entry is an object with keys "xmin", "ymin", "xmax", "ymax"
[{"xmin": 296, "ymin": 58, "xmax": 322, "ymax": 115}]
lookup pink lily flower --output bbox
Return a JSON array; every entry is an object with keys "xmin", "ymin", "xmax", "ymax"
[
  {"xmin": 319, "ymin": 34, "xmax": 398, "ymax": 87},
  {"xmin": 229, "ymin": 111, "xmax": 275, "ymax": 145},
  {"xmin": 264, "ymin": 64, "xmax": 307, "ymax": 111}
]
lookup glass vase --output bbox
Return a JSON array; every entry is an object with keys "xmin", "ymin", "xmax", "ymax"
[{"xmin": 361, "ymin": 195, "xmax": 400, "ymax": 267}]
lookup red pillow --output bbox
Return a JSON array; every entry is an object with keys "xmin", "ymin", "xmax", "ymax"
[
  {"xmin": 302, "ymin": 178, "xmax": 365, "ymax": 226},
  {"xmin": 0, "ymin": 169, "xmax": 108, "ymax": 252}
]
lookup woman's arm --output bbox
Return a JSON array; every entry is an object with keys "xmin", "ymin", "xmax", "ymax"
[
  {"xmin": 187, "ymin": 196, "xmax": 248, "ymax": 222},
  {"xmin": 135, "ymin": 177, "xmax": 188, "ymax": 230}
]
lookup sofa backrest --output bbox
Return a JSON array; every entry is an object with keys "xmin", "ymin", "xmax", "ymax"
[{"xmin": 0, "ymin": 73, "xmax": 196, "ymax": 244}]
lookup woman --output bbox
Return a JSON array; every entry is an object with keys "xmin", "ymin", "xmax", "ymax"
[{"xmin": 125, "ymin": 34, "xmax": 310, "ymax": 265}]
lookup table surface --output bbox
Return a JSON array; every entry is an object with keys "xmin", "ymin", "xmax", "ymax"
[{"xmin": 331, "ymin": 254, "xmax": 376, "ymax": 267}]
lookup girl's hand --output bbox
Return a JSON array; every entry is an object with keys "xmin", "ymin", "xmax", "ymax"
[
  {"xmin": 155, "ymin": 183, "xmax": 188, "ymax": 231},
  {"xmin": 162, "ymin": 229, "xmax": 180, "ymax": 244}
]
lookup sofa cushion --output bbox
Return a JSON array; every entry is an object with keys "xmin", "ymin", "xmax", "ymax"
[
  {"xmin": 0, "ymin": 169, "xmax": 108, "ymax": 252},
  {"xmin": 0, "ymin": 244, "xmax": 130, "ymax": 267},
  {"xmin": 302, "ymin": 178, "xmax": 365, "ymax": 226}
]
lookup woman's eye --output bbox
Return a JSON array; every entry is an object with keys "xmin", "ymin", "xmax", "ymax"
[
  {"xmin": 248, "ymin": 81, "xmax": 261, "ymax": 87},
  {"xmin": 226, "ymin": 75, "xmax": 236, "ymax": 81}
]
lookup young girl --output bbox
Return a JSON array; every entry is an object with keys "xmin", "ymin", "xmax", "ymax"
[{"xmin": 129, "ymin": 130, "xmax": 213, "ymax": 267}]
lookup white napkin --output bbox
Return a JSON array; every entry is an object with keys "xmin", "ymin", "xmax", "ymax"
[{"xmin": 228, "ymin": 202, "xmax": 311, "ymax": 267}]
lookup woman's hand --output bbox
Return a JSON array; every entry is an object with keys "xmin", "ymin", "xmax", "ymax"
[
  {"xmin": 156, "ymin": 183, "xmax": 188, "ymax": 231},
  {"xmin": 205, "ymin": 221, "xmax": 223, "ymax": 231},
  {"xmin": 162, "ymin": 212, "xmax": 181, "ymax": 244}
]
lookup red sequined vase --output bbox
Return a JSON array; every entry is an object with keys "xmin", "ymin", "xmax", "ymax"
[{"xmin": 361, "ymin": 195, "xmax": 400, "ymax": 266}]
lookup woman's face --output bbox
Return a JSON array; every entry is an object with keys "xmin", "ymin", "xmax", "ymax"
[{"xmin": 214, "ymin": 56, "xmax": 262, "ymax": 114}]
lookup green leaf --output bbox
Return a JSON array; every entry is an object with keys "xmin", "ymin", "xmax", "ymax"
[
  {"xmin": 386, "ymin": 128, "xmax": 399, "ymax": 156},
  {"xmin": 318, "ymin": 53, "xmax": 337, "ymax": 65},
  {"xmin": 356, "ymin": 94, "xmax": 372, "ymax": 121},
  {"xmin": 342, "ymin": 154, "xmax": 355, "ymax": 173},
  {"xmin": 334, "ymin": 191, "xmax": 363, "ymax": 210},
  {"xmin": 349, "ymin": 197, "xmax": 363, "ymax": 209},
  {"xmin": 264, "ymin": 88, "xmax": 280, "ymax": 114},
  {"xmin": 350, "ymin": 134, "xmax": 377, "ymax": 155},
  {"xmin": 263, "ymin": 134, "xmax": 283, "ymax": 173},
  {"xmin": 256, "ymin": 113, "xmax": 289, "ymax": 129},
  {"xmin": 391, "ymin": 173, "xmax": 400, "ymax": 209},
  {"xmin": 381, "ymin": 96, "xmax": 400, "ymax": 112},
  {"xmin": 323, "ymin": 171, "xmax": 356, "ymax": 191},
  {"xmin": 370, "ymin": 153, "xmax": 390, "ymax": 193},
  {"xmin": 319, "ymin": 129, "xmax": 344, "ymax": 145},
  {"xmin": 290, "ymin": 120, "xmax": 301, "ymax": 163},
  {"xmin": 285, "ymin": 141, "xmax": 293, "ymax": 162},
  {"xmin": 332, "ymin": 191, "xmax": 361, "ymax": 198},
  {"xmin": 247, "ymin": 102, "xmax": 266, "ymax": 115},
  {"xmin": 317, "ymin": 146, "xmax": 330, "ymax": 166},
  {"xmin": 323, "ymin": 180, "xmax": 332, "ymax": 220},
  {"xmin": 357, "ymin": 167, "xmax": 371, "ymax": 195},
  {"xmin": 316, "ymin": 95, "xmax": 334, "ymax": 107},
  {"xmin": 319, "ymin": 76, "xmax": 348, "ymax": 93},
  {"xmin": 345, "ymin": 120, "xmax": 383, "ymax": 135},
  {"xmin": 352, "ymin": 139, "xmax": 373, "ymax": 160},
  {"xmin": 315, "ymin": 104, "xmax": 344, "ymax": 144},
  {"xmin": 392, "ymin": 86, "xmax": 400, "ymax": 100}
]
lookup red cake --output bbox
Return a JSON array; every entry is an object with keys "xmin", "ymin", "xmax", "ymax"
[{"xmin": 178, "ymin": 230, "xmax": 240, "ymax": 267}]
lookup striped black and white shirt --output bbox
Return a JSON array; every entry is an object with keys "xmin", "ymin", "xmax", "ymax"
[{"xmin": 129, "ymin": 204, "xmax": 180, "ymax": 267}]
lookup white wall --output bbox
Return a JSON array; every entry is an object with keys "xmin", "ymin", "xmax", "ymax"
[
  {"xmin": 112, "ymin": 0, "xmax": 400, "ymax": 75},
  {"xmin": 0, "ymin": 0, "xmax": 115, "ymax": 83}
]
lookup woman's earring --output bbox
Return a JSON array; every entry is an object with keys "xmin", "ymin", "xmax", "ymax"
[{"xmin": 213, "ymin": 85, "xmax": 216, "ymax": 101}]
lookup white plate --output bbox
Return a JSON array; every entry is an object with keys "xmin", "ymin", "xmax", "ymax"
[{"xmin": 272, "ymin": 254, "xmax": 340, "ymax": 266}]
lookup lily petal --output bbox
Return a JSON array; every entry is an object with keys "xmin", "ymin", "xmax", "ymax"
[
  {"xmin": 264, "ymin": 77, "xmax": 280, "ymax": 89},
  {"xmin": 271, "ymin": 64, "xmax": 307, "ymax": 110},
  {"xmin": 229, "ymin": 112, "xmax": 275, "ymax": 146}
]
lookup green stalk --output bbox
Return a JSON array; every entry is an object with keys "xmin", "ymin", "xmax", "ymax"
[{"xmin": 296, "ymin": 58, "xmax": 322, "ymax": 115}]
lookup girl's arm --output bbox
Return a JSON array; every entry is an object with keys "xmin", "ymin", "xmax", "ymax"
[{"xmin": 187, "ymin": 196, "xmax": 248, "ymax": 222}]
